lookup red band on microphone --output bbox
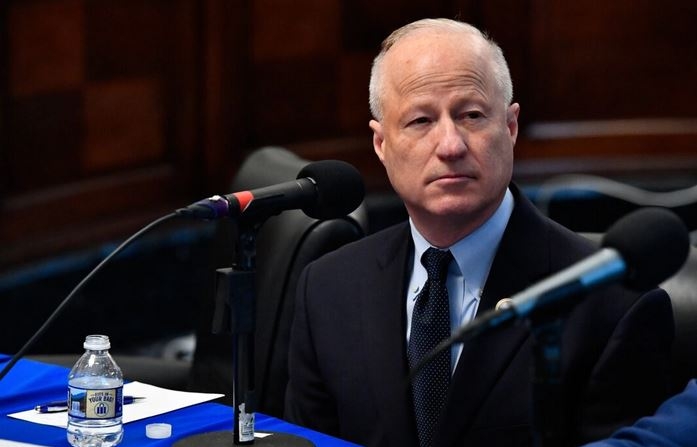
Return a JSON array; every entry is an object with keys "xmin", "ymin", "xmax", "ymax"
[{"xmin": 233, "ymin": 191, "xmax": 254, "ymax": 212}]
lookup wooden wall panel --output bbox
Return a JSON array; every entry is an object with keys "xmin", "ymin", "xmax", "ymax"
[
  {"xmin": 201, "ymin": 0, "xmax": 252, "ymax": 188},
  {"xmin": 252, "ymin": 0, "xmax": 341, "ymax": 62},
  {"xmin": 337, "ymin": 52, "xmax": 374, "ymax": 133},
  {"xmin": 83, "ymin": 78, "xmax": 165, "ymax": 171},
  {"xmin": 527, "ymin": 1, "xmax": 697, "ymax": 121},
  {"xmin": 6, "ymin": 91, "xmax": 83, "ymax": 191},
  {"xmin": 85, "ymin": 2, "xmax": 179, "ymax": 79},
  {"xmin": 8, "ymin": 0, "xmax": 84, "ymax": 97},
  {"xmin": 1, "ymin": 0, "xmax": 696, "ymax": 271},
  {"xmin": 0, "ymin": 0, "xmax": 203, "ymax": 270},
  {"xmin": 249, "ymin": 1, "xmax": 341, "ymax": 144}
]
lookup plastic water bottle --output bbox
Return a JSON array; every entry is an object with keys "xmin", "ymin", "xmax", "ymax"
[{"xmin": 67, "ymin": 335, "xmax": 124, "ymax": 447}]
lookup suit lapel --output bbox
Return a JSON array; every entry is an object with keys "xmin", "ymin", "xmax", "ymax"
[
  {"xmin": 437, "ymin": 186, "xmax": 553, "ymax": 444},
  {"xmin": 478, "ymin": 189, "xmax": 551, "ymax": 315},
  {"xmin": 361, "ymin": 223, "xmax": 420, "ymax": 447},
  {"xmin": 358, "ymin": 189, "xmax": 555, "ymax": 446}
]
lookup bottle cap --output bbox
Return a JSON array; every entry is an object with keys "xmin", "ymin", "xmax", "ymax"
[
  {"xmin": 84, "ymin": 334, "xmax": 111, "ymax": 350},
  {"xmin": 146, "ymin": 423, "xmax": 172, "ymax": 439}
]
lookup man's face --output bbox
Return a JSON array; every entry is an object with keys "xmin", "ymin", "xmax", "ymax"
[{"xmin": 370, "ymin": 30, "xmax": 519, "ymax": 239}]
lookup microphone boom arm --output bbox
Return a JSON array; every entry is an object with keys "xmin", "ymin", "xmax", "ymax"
[{"xmin": 411, "ymin": 248, "xmax": 627, "ymax": 379}]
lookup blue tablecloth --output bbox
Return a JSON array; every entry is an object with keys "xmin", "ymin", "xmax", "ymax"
[{"xmin": 0, "ymin": 354, "xmax": 359, "ymax": 446}]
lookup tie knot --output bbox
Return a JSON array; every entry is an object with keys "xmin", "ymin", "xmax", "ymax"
[{"xmin": 421, "ymin": 248, "xmax": 452, "ymax": 282}]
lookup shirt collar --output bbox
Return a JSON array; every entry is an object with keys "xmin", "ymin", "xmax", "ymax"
[{"xmin": 410, "ymin": 188, "xmax": 514, "ymax": 290}]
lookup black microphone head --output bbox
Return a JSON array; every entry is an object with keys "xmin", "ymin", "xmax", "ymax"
[
  {"xmin": 602, "ymin": 207, "xmax": 690, "ymax": 290},
  {"xmin": 297, "ymin": 160, "xmax": 365, "ymax": 220}
]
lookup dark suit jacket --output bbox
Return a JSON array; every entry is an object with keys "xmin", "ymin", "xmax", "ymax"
[{"xmin": 284, "ymin": 185, "xmax": 674, "ymax": 447}]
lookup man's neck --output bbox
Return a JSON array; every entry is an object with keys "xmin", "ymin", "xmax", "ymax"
[{"xmin": 410, "ymin": 193, "xmax": 511, "ymax": 248}]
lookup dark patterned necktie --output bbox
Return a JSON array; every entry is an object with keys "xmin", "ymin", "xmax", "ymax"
[{"xmin": 408, "ymin": 247, "xmax": 453, "ymax": 447}]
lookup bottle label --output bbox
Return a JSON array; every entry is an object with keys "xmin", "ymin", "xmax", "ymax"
[
  {"xmin": 68, "ymin": 386, "xmax": 123, "ymax": 419},
  {"xmin": 237, "ymin": 402, "xmax": 255, "ymax": 442}
]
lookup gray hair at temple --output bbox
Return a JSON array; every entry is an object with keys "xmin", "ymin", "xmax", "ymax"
[{"xmin": 368, "ymin": 18, "xmax": 514, "ymax": 121}]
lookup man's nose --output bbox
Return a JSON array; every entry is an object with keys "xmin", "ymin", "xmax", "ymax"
[{"xmin": 435, "ymin": 118, "xmax": 467, "ymax": 158}]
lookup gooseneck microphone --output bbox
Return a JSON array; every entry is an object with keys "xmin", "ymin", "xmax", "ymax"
[
  {"xmin": 417, "ymin": 207, "xmax": 690, "ymax": 370},
  {"xmin": 0, "ymin": 159, "xmax": 365, "ymax": 383},
  {"xmin": 0, "ymin": 213, "xmax": 180, "ymax": 382},
  {"xmin": 176, "ymin": 160, "xmax": 365, "ymax": 221}
]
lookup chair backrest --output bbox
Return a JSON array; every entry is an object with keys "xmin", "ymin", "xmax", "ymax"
[
  {"xmin": 580, "ymin": 232, "xmax": 697, "ymax": 394},
  {"xmin": 189, "ymin": 147, "xmax": 368, "ymax": 417},
  {"xmin": 532, "ymin": 174, "xmax": 697, "ymax": 233},
  {"xmin": 662, "ymin": 244, "xmax": 697, "ymax": 392},
  {"xmin": 536, "ymin": 176, "xmax": 697, "ymax": 392}
]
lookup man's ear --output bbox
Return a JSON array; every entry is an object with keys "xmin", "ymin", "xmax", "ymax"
[
  {"xmin": 369, "ymin": 119, "xmax": 385, "ymax": 162},
  {"xmin": 507, "ymin": 103, "xmax": 520, "ymax": 146}
]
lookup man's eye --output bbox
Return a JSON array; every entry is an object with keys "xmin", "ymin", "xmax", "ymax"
[
  {"xmin": 464, "ymin": 111, "xmax": 483, "ymax": 119},
  {"xmin": 409, "ymin": 117, "xmax": 430, "ymax": 126}
]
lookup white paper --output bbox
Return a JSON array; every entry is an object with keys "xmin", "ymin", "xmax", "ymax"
[
  {"xmin": 7, "ymin": 381, "xmax": 224, "ymax": 429},
  {"xmin": 0, "ymin": 441, "xmax": 50, "ymax": 447}
]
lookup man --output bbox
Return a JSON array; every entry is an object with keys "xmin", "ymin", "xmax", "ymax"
[{"xmin": 284, "ymin": 18, "xmax": 673, "ymax": 447}]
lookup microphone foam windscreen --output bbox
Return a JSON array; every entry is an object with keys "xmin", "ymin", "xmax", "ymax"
[
  {"xmin": 602, "ymin": 207, "xmax": 690, "ymax": 290},
  {"xmin": 297, "ymin": 160, "xmax": 365, "ymax": 220}
]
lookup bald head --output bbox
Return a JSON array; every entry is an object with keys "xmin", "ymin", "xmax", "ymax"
[{"xmin": 369, "ymin": 19, "xmax": 513, "ymax": 121}]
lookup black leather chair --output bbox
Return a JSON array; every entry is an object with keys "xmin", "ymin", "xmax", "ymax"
[
  {"xmin": 532, "ymin": 174, "xmax": 697, "ymax": 393},
  {"xmin": 662, "ymin": 244, "xmax": 697, "ymax": 393},
  {"xmin": 188, "ymin": 147, "xmax": 368, "ymax": 417},
  {"xmin": 579, "ymin": 232, "xmax": 697, "ymax": 394},
  {"xmin": 532, "ymin": 173, "xmax": 697, "ymax": 233}
]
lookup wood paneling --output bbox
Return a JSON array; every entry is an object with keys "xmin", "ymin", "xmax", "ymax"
[
  {"xmin": 83, "ymin": 78, "xmax": 165, "ymax": 171},
  {"xmin": 1, "ymin": 0, "xmax": 696, "ymax": 270},
  {"xmin": 526, "ymin": 1, "xmax": 697, "ymax": 121},
  {"xmin": 6, "ymin": 90, "xmax": 83, "ymax": 191},
  {"xmin": 8, "ymin": 0, "xmax": 84, "ymax": 97},
  {"xmin": 252, "ymin": 0, "xmax": 341, "ymax": 62},
  {"xmin": 1, "ymin": 0, "xmax": 203, "ymax": 269}
]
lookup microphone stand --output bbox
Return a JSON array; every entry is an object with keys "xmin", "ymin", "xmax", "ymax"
[
  {"xmin": 523, "ymin": 283, "xmax": 589, "ymax": 447},
  {"xmin": 527, "ymin": 291, "xmax": 585, "ymax": 447},
  {"xmin": 529, "ymin": 317, "xmax": 567, "ymax": 447},
  {"xmin": 175, "ymin": 219, "xmax": 313, "ymax": 446}
]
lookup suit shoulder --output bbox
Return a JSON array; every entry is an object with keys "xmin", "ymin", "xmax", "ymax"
[{"xmin": 318, "ymin": 221, "xmax": 408, "ymax": 259}]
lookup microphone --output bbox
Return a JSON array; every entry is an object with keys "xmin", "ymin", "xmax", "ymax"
[
  {"xmin": 443, "ymin": 207, "xmax": 690, "ymax": 346},
  {"xmin": 177, "ymin": 159, "xmax": 365, "ymax": 221}
]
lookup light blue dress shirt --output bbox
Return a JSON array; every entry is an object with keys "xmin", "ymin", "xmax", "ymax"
[{"xmin": 407, "ymin": 188, "xmax": 514, "ymax": 372}]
